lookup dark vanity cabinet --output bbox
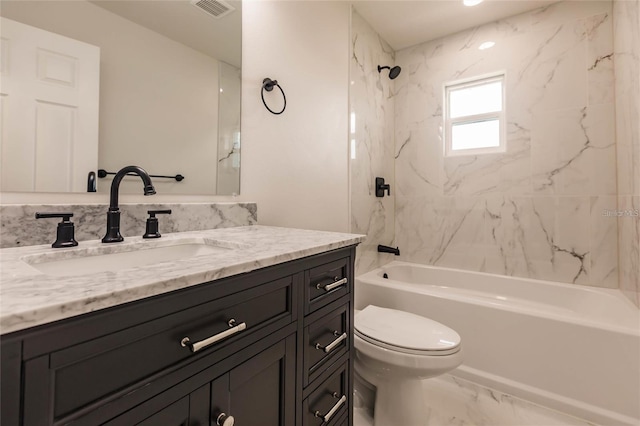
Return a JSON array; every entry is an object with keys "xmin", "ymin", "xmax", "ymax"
[{"xmin": 1, "ymin": 246, "xmax": 355, "ymax": 426}]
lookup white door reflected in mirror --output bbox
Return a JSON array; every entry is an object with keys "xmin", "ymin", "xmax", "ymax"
[{"xmin": 0, "ymin": 17, "xmax": 100, "ymax": 192}]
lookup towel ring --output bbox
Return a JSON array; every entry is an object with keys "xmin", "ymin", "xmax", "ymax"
[{"xmin": 261, "ymin": 78, "xmax": 286, "ymax": 115}]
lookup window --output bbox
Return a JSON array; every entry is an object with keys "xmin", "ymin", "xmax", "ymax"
[{"xmin": 444, "ymin": 73, "xmax": 505, "ymax": 156}]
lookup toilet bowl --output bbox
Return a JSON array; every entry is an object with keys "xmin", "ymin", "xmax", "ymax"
[{"xmin": 354, "ymin": 305, "xmax": 463, "ymax": 426}]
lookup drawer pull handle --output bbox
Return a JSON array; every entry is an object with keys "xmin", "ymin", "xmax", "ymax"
[
  {"xmin": 181, "ymin": 319, "xmax": 247, "ymax": 353},
  {"xmin": 317, "ymin": 277, "xmax": 347, "ymax": 291},
  {"xmin": 315, "ymin": 331, "xmax": 347, "ymax": 353},
  {"xmin": 314, "ymin": 392, "xmax": 347, "ymax": 423}
]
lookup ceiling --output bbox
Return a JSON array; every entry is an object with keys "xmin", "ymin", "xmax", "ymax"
[
  {"xmin": 92, "ymin": 0, "xmax": 241, "ymax": 67},
  {"xmin": 89, "ymin": 0, "xmax": 557, "ymax": 66},
  {"xmin": 352, "ymin": 0, "xmax": 558, "ymax": 51}
]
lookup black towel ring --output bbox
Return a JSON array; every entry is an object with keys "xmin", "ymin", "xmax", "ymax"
[{"xmin": 261, "ymin": 78, "xmax": 286, "ymax": 115}]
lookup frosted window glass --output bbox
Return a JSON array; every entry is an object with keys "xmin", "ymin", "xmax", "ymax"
[
  {"xmin": 451, "ymin": 120, "xmax": 499, "ymax": 150},
  {"xmin": 449, "ymin": 81, "xmax": 502, "ymax": 118}
]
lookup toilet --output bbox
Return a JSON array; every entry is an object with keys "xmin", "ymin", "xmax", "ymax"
[{"xmin": 354, "ymin": 305, "xmax": 463, "ymax": 426}]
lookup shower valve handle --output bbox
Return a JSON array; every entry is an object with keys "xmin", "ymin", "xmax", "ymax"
[{"xmin": 375, "ymin": 177, "xmax": 391, "ymax": 197}]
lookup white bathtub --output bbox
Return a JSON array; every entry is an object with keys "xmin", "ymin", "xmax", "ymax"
[{"xmin": 355, "ymin": 261, "xmax": 640, "ymax": 426}]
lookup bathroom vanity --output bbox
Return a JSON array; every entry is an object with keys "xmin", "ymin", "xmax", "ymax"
[{"xmin": 0, "ymin": 226, "xmax": 363, "ymax": 425}]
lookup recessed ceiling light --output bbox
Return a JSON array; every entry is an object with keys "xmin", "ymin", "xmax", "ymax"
[
  {"xmin": 479, "ymin": 41, "xmax": 495, "ymax": 50},
  {"xmin": 463, "ymin": 0, "xmax": 483, "ymax": 6}
]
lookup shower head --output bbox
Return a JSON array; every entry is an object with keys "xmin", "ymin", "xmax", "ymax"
[{"xmin": 378, "ymin": 65, "xmax": 402, "ymax": 80}]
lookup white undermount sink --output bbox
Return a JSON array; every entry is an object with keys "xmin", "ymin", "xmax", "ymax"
[{"xmin": 21, "ymin": 238, "xmax": 241, "ymax": 277}]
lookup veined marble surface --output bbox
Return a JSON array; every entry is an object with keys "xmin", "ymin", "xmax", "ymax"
[
  {"xmin": 355, "ymin": 374, "xmax": 597, "ymax": 426},
  {"xmin": 0, "ymin": 202, "xmax": 257, "ymax": 248},
  {"xmin": 614, "ymin": 0, "xmax": 640, "ymax": 307},
  {"xmin": 393, "ymin": 1, "xmax": 619, "ymax": 287},
  {"xmin": 350, "ymin": 11, "xmax": 396, "ymax": 276},
  {"xmin": 0, "ymin": 225, "xmax": 365, "ymax": 334}
]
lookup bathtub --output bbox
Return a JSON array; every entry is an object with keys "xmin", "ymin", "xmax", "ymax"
[{"xmin": 355, "ymin": 261, "xmax": 640, "ymax": 426}]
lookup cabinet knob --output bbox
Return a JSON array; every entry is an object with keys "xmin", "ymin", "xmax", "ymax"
[{"xmin": 216, "ymin": 412, "xmax": 235, "ymax": 426}]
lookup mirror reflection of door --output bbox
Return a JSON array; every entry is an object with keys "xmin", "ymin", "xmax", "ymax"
[{"xmin": 0, "ymin": 17, "xmax": 100, "ymax": 192}]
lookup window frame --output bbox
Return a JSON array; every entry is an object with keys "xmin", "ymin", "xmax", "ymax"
[{"xmin": 444, "ymin": 72, "xmax": 506, "ymax": 157}]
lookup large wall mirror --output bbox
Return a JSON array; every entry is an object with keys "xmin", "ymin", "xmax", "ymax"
[{"xmin": 0, "ymin": 0, "xmax": 241, "ymax": 195}]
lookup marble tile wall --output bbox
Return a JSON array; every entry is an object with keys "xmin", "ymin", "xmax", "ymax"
[
  {"xmin": 350, "ymin": 11, "xmax": 396, "ymax": 275},
  {"xmin": 393, "ymin": 1, "xmax": 619, "ymax": 287},
  {"xmin": 0, "ymin": 202, "xmax": 257, "ymax": 248},
  {"xmin": 614, "ymin": 0, "xmax": 640, "ymax": 306}
]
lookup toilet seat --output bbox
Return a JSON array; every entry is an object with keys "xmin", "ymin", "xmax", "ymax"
[{"xmin": 355, "ymin": 305, "xmax": 461, "ymax": 356}]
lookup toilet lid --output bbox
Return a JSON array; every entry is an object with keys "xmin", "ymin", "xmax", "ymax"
[{"xmin": 355, "ymin": 305, "xmax": 461, "ymax": 355}]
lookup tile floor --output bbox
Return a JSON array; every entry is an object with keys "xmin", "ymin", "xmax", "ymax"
[{"xmin": 353, "ymin": 374, "xmax": 598, "ymax": 426}]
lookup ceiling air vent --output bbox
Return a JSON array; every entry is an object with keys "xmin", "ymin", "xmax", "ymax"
[{"xmin": 190, "ymin": 0, "xmax": 235, "ymax": 19}]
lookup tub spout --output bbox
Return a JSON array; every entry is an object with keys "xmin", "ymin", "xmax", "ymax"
[{"xmin": 377, "ymin": 244, "xmax": 400, "ymax": 256}]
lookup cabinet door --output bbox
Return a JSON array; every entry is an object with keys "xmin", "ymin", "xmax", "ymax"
[
  {"xmin": 211, "ymin": 334, "xmax": 296, "ymax": 426},
  {"xmin": 104, "ymin": 395, "xmax": 190, "ymax": 426},
  {"xmin": 103, "ymin": 383, "xmax": 209, "ymax": 426},
  {"xmin": 0, "ymin": 339, "xmax": 21, "ymax": 426}
]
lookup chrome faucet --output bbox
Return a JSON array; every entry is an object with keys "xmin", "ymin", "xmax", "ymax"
[{"xmin": 102, "ymin": 166, "xmax": 156, "ymax": 243}]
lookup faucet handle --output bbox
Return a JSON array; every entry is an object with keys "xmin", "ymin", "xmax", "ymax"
[
  {"xmin": 35, "ymin": 212, "xmax": 74, "ymax": 220},
  {"xmin": 143, "ymin": 209, "xmax": 172, "ymax": 239},
  {"xmin": 147, "ymin": 209, "xmax": 172, "ymax": 217},
  {"xmin": 35, "ymin": 212, "xmax": 79, "ymax": 248}
]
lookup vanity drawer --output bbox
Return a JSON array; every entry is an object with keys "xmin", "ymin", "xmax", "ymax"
[
  {"xmin": 24, "ymin": 275, "xmax": 294, "ymax": 423},
  {"xmin": 305, "ymin": 257, "xmax": 351, "ymax": 315},
  {"xmin": 303, "ymin": 360, "xmax": 349, "ymax": 426},
  {"xmin": 303, "ymin": 304, "xmax": 349, "ymax": 387}
]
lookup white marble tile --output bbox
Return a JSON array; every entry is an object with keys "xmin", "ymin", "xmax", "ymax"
[
  {"xmin": 394, "ymin": 58, "xmax": 443, "ymax": 127},
  {"xmin": 520, "ymin": 19, "xmax": 588, "ymax": 114},
  {"xmin": 442, "ymin": 124, "xmax": 531, "ymax": 196},
  {"xmin": 614, "ymin": 0, "xmax": 640, "ymax": 198},
  {"xmin": 586, "ymin": 10, "xmax": 615, "ymax": 105},
  {"xmin": 354, "ymin": 374, "xmax": 597, "ymax": 426},
  {"xmin": 531, "ymin": 108, "xmax": 590, "ymax": 195},
  {"xmin": 615, "ymin": 91, "xmax": 640, "ymax": 197},
  {"xmin": 482, "ymin": 195, "xmax": 541, "ymax": 278},
  {"xmin": 352, "ymin": 194, "xmax": 394, "ymax": 275},
  {"xmin": 350, "ymin": 11, "xmax": 396, "ymax": 276},
  {"xmin": 421, "ymin": 375, "xmax": 597, "ymax": 426},
  {"xmin": 484, "ymin": 196, "xmax": 592, "ymax": 285},
  {"xmin": 618, "ymin": 195, "xmax": 640, "ymax": 306},
  {"xmin": 424, "ymin": 197, "xmax": 489, "ymax": 271},
  {"xmin": 590, "ymin": 196, "xmax": 619, "ymax": 288},
  {"xmin": 390, "ymin": 2, "xmax": 616, "ymax": 289},
  {"xmin": 395, "ymin": 119, "xmax": 443, "ymax": 198},
  {"xmin": 395, "ymin": 195, "xmax": 489, "ymax": 270},
  {"xmin": 530, "ymin": 1, "xmax": 612, "ymax": 33},
  {"xmin": 613, "ymin": 0, "xmax": 640, "ymax": 307},
  {"xmin": 528, "ymin": 196, "xmax": 592, "ymax": 284},
  {"xmin": 531, "ymin": 104, "xmax": 616, "ymax": 196},
  {"xmin": 397, "ymin": 194, "xmax": 596, "ymax": 285}
]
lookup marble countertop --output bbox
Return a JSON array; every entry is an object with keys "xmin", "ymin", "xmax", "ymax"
[{"xmin": 0, "ymin": 225, "xmax": 365, "ymax": 335}]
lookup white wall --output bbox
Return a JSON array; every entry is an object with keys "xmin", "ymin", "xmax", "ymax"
[
  {"xmin": 240, "ymin": 0, "xmax": 351, "ymax": 232},
  {"xmin": 0, "ymin": 1, "xmax": 353, "ymax": 233}
]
